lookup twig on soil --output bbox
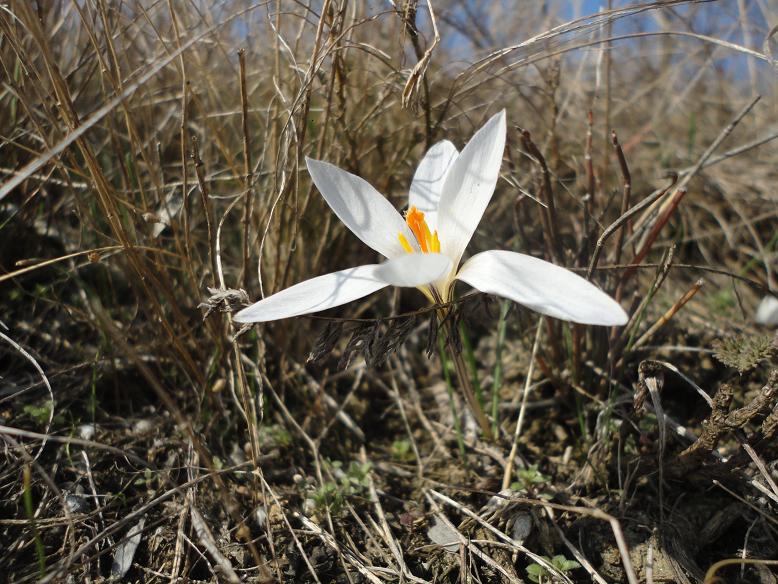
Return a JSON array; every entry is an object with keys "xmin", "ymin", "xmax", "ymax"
[
  {"xmin": 424, "ymin": 491, "xmax": 520, "ymax": 582},
  {"xmin": 0, "ymin": 331, "xmax": 54, "ymax": 463},
  {"xmin": 169, "ymin": 497, "xmax": 190, "ymax": 584},
  {"xmin": 712, "ymin": 480, "xmax": 778, "ymax": 528},
  {"xmin": 2, "ymin": 434, "xmax": 77, "ymax": 578},
  {"xmin": 296, "ymin": 513, "xmax": 385, "ymax": 584},
  {"xmin": 259, "ymin": 472, "xmax": 323, "ymax": 584},
  {"xmin": 86, "ymin": 299, "xmax": 264, "ymax": 567},
  {"xmin": 37, "ymin": 463, "xmax": 252, "ymax": 583},
  {"xmin": 361, "ymin": 448, "xmax": 428, "ymax": 584},
  {"xmin": 436, "ymin": 483, "xmax": 641, "ymax": 584},
  {"xmin": 740, "ymin": 443, "xmax": 778, "ymax": 501},
  {"xmin": 190, "ymin": 506, "xmax": 241, "ymax": 584},
  {"xmin": 704, "ymin": 558, "xmax": 778, "ymax": 584},
  {"xmin": 81, "ymin": 451, "xmax": 110, "ymax": 546},
  {"xmin": 0, "ymin": 425, "xmax": 151, "ymax": 469},
  {"xmin": 428, "ymin": 489, "xmax": 576, "ymax": 584},
  {"xmin": 502, "ymin": 317, "xmax": 544, "ymax": 491},
  {"xmin": 552, "ymin": 523, "xmax": 610, "ymax": 584},
  {"xmin": 387, "ymin": 362, "xmax": 425, "ymax": 479}
]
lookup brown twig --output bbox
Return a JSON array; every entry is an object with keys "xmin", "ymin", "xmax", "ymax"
[
  {"xmin": 587, "ymin": 173, "xmax": 678, "ymax": 279},
  {"xmin": 520, "ymin": 128, "xmax": 560, "ymax": 262},
  {"xmin": 610, "ymin": 130, "xmax": 632, "ymax": 272},
  {"xmin": 632, "ymin": 278, "xmax": 704, "ymax": 349},
  {"xmin": 238, "ymin": 49, "xmax": 254, "ymax": 290},
  {"xmin": 581, "ymin": 109, "xmax": 596, "ymax": 262},
  {"xmin": 191, "ymin": 136, "xmax": 218, "ymax": 288},
  {"xmin": 621, "ymin": 188, "xmax": 688, "ymax": 285}
]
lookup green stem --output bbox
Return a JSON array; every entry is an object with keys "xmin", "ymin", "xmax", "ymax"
[
  {"xmin": 491, "ymin": 300, "xmax": 510, "ymax": 437},
  {"xmin": 437, "ymin": 334, "xmax": 467, "ymax": 459},
  {"xmin": 443, "ymin": 318, "xmax": 493, "ymax": 439},
  {"xmin": 23, "ymin": 466, "xmax": 46, "ymax": 577},
  {"xmin": 459, "ymin": 322, "xmax": 483, "ymax": 408}
]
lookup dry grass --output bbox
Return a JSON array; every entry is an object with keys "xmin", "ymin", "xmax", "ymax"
[{"xmin": 1, "ymin": 1, "xmax": 777, "ymax": 582}]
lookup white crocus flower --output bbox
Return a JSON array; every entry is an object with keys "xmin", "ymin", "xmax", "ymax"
[{"xmin": 235, "ymin": 111, "xmax": 627, "ymax": 326}]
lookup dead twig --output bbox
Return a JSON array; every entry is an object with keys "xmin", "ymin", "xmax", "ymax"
[
  {"xmin": 190, "ymin": 506, "xmax": 241, "ymax": 584},
  {"xmin": 632, "ymin": 279, "xmax": 704, "ymax": 349}
]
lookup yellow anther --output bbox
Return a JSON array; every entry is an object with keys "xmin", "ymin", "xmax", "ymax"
[
  {"xmin": 421, "ymin": 221, "xmax": 432, "ymax": 247},
  {"xmin": 398, "ymin": 232, "xmax": 414, "ymax": 254},
  {"xmin": 431, "ymin": 230, "xmax": 440, "ymax": 253}
]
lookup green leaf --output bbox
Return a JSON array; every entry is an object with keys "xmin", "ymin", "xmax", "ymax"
[{"xmin": 526, "ymin": 563, "xmax": 545, "ymax": 583}]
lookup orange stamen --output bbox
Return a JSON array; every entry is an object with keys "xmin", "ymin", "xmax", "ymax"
[
  {"xmin": 399, "ymin": 206, "xmax": 439, "ymax": 255},
  {"xmin": 406, "ymin": 206, "xmax": 428, "ymax": 252}
]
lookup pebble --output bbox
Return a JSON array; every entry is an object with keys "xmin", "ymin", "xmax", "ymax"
[
  {"xmin": 132, "ymin": 419, "xmax": 154, "ymax": 436},
  {"xmin": 78, "ymin": 424, "xmax": 96, "ymax": 440}
]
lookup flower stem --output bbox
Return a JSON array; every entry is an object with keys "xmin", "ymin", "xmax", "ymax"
[
  {"xmin": 491, "ymin": 300, "xmax": 510, "ymax": 437},
  {"xmin": 443, "ymin": 318, "xmax": 494, "ymax": 440},
  {"xmin": 437, "ymin": 334, "xmax": 467, "ymax": 459}
]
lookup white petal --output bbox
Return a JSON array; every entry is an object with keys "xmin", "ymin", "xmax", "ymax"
[
  {"xmin": 409, "ymin": 140, "xmax": 458, "ymax": 231},
  {"xmin": 455, "ymin": 250, "xmax": 628, "ymax": 326},
  {"xmin": 436, "ymin": 111, "xmax": 506, "ymax": 267},
  {"xmin": 755, "ymin": 295, "xmax": 778, "ymax": 326},
  {"xmin": 234, "ymin": 264, "xmax": 388, "ymax": 323},
  {"xmin": 373, "ymin": 253, "xmax": 452, "ymax": 287},
  {"xmin": 233, "ymin": 254, "xmax": 452, "ymax": 323},
  {"xmin": 306, "ymin": 157, "xmax": 414, "ymax": 258}
]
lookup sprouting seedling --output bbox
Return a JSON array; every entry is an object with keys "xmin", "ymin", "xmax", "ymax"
[
  {"xmin": 526, "ymin": 555, "xmax": 581, "ymax": 583},
  {"xmin": 234, "ymin": 111, "xmax": 627, "ymax": 435},
  {"xmin": 511, "ymin": 464, "xmax": 551, "ymax": 497},
  {"xmin": 234, "ymin": 111, "xmax": 626, "ymax": 327}
]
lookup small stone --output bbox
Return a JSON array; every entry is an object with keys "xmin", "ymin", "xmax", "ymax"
[
  {"xmin": 255, "ymin": 506, "xmax": 267, "ymax": 528},
  {"xmin": 230, "ymin": 442, "xmax": 246, "ymax": 466},
  {"xmin": 78, "ymin": 424, "xmax": 96, "ymax": 440},
  {"xmin": 755, "ymin": 296, "xmax": 778, "ymax": 327},
  {"xmin": 64, "ymin": 493, "xmax": 88, "ymax": 513},
  {"xmin": 511, "ymin": 511, "xmax": 533, "ymax": 544},
  {"xmin": 132, "ymin": 419, "xmax": 154, "ymax": 436},
  {"xmin": 427, "ymin": 517, "xmax": 459, "ymax": 553}
]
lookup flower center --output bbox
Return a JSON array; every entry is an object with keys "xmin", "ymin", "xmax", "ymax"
[{"xmin": 398, "ymin": 206, "xmax": 440, "ymax": 254}]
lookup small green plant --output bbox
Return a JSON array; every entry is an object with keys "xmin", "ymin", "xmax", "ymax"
[
  {"xmin": 526, "ymin": 554, "xmax": 581, "ymax": 583},
  {"xmin": 259, "ymin": 424, "xmax": 293, "ymax": 449},
  {"xmin": 511, "ymin": 465, "xmax": 551, "ymax": 498},
  {"xmin": 708, "ymin": 289, "xmax": 736, "ymax": 314},
  {"xmin": 390, "ymin": 439, "xmax": 414, "ymax": 462},
  {"xmin": 304, "ymin": 460, "xmax": 373, "ymax": 516},
  {"xmin": 22, "ymin": 400, "xmax": 53, "ymax": 425}
]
